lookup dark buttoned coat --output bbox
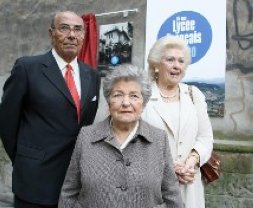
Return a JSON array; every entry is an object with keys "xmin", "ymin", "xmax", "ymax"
[
  {"xmin": 0, "ymin": 51, "xmax": 100, "ymax": 205},
  {"xmin": 59, "ymin": 117, "xmax": 183, "ymax": 208}
]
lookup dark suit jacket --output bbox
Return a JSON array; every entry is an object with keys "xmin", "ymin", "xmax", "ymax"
[{"xmin": 0, "ymin": 51, "xmax": 100, "ymax": 205}]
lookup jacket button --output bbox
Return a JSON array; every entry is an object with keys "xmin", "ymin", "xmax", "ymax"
[
  {"xmin": 125, "ymin": 159, "xmax": 131, "ymax": 166},
  {"xmin": 121, "ymin": 185, "xmax": 128, "ymax": 191}
]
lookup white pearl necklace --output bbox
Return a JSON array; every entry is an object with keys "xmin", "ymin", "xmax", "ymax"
[{"xmin": 159, "ymin": 88, "xmax": 179, "ymax": 102}]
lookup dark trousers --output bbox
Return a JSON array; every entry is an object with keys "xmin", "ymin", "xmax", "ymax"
[{"xmin": 14, "ymin": 195, "xmax": 57, "ymax": 208}]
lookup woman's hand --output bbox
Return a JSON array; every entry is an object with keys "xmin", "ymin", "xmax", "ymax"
[
  {"xmin": 185, "ymin": 154, "xmax": 199, "ymax": 170},
  {"xmin": 174, "ymin": 161, "xmax": 195, "ymax": 184},
  {"xmin": 174, "ymin": 150, "xmax": 200, "ymax": 184}
]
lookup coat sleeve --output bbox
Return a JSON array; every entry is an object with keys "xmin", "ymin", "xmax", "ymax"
[
  {"xmin": 155, "ymin": 132, "xmax": 183, "ymax": 208},
  {"xmin": 191, "ymin": 86, "xmax": 213, "ymax": 166},
  {"xmin": 58, "ymin": 131, "xmax": 83, "ymax": 208},
  {"xmin": 0, "ymin": 58, "xmax": 28, "ymax": 162}
]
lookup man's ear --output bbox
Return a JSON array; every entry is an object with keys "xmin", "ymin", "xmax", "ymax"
[{"xmin": 48, "ymin": 28, "xmax": 53, "ymax": 38}]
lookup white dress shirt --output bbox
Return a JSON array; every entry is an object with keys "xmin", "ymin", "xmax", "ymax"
[
  {"xmin": 120, "ymin": 121, "xmax": 139, "ymax": 150},
  {"xmin": 52, "ymin": 48, "xmax": 81, "ymax": 97}
]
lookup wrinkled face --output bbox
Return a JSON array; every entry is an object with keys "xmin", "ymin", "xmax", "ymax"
[
  {"xmin": 49, "ymin": 12, "xmax": 85, "ymax": 63},
  {"xmin": 109, "ymin": 80, "xmax": 144, "ymax": 126},
  {"xmin": 158, "ymin": 48, "xmax": 186, "ymax": 86}
]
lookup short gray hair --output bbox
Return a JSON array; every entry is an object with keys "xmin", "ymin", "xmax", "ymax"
[
  {"xmin": 50, "ymin": 11, "xmax": 85, "ymax": 28},
  {"xmin": 148, "ymin": 35, "xmax": 191, "ymax": 81},
  {"xmin": 103, "ymin": 64, "xmax": 152, "ymax": 107}
]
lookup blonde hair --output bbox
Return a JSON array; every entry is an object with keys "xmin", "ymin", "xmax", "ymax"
[{"xmin": 147, "ymin": 35, "xmax": 191, "ymax": 81}]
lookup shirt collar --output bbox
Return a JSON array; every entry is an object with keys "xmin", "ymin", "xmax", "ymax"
[
  {"xmin": 119, "ymin": 120, "xmax": 139, "ymax": 150},
  {"xmin": 51, "ymin": 48, "xmax": 78, "ymax": 74},
  {"xmin": 91, "ymin": 117, "xmax": 154, "ymax": 143}
]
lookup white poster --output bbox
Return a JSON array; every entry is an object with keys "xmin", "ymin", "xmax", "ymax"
[{"xmin": 146, "ymin": 0, "xmax": 226, "ymax": 117}]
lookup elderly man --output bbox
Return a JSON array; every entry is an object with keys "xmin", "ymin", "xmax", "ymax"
[{"xmin": 0, "ymin": 11, "xmax": 100, "ymax": 208}]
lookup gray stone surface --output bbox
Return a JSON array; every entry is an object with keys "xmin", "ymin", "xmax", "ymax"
[
  {"xmin": 205, "ymin": 152, "xmax": 253, "ymax": 208},
  {"xmin": 0, "ymin": 0, "xmax": 253, "ymax": 208}
]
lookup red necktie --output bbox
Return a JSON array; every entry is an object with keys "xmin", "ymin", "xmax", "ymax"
[{"xmin": 65, "ymin": 64, "xmax": 81, "ymax": 122}]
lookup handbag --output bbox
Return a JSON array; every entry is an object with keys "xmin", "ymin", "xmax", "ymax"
[
  {"xmin": 188, "ymin": 85, "xmax": 221, "ymax": 184},
  {"xmin": 200, "ymin": 151, "xmax": 221, "ymax": 184}
]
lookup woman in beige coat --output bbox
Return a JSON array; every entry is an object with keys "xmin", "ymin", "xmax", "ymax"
[{"xmin": 142, "ymin": 35, "xmax": 213, "ymax": 208}]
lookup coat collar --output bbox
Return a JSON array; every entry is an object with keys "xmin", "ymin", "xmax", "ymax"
[
  {"xmin": 91, "ymin": 117, "xmax": 154, "ymax": 143},
  {"xmin": 149, "ymin": 82, "xmax": 193, "ymax": 137}
]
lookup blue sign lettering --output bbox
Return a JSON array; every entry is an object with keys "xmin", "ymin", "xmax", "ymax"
[{"xmin": 158, "ymin": 11, "xmax": 212, "ymax": 64}]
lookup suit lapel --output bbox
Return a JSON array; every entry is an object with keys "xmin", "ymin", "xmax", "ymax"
[
  {"xmin": 150, "ymin": 84, "xmax": 176, "ymax": 136},
  {"xmin": 153, "ymin": 103, "xmax": 176, "ymax": 135},
  {"xmin": 178, "ymin": 84, "xmax": 192, "ymax": 137},
  {"xmin": 41, "ymin": 51, "xmax": 75, "ymax": 106},
  {"xmin": 150, "ymin": 83, "xmax": 192, "ymax": 138},
  {"xmin": 79, "ymin": 61, "xmax": 91, "ymax": 110}
]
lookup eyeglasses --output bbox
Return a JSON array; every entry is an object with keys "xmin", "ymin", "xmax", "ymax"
[
  {"xmin": 52, "ymin": 24, "xmax": 84, "ymax": 36},
  {"xmin": 110, "ymin": 92, "xmax": 143, "ymax": 103}
]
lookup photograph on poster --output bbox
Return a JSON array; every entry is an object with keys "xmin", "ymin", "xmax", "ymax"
[{"xmin": 98, "ymin": 22, "xmax": 133, "ymax": 76}]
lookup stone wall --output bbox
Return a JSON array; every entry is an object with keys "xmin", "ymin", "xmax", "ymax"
[
  {"xmin": 206, "ymin": 151, "xmax": 253, "ymax": 208},
  {"xmin": 0, "ymin": 0, "xmax": 253, "ymax": 207}
]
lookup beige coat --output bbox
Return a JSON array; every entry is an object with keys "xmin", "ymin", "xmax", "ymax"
[{"xmin": 142, "ymin": 83, "xmax": 213, "ymax": 208}]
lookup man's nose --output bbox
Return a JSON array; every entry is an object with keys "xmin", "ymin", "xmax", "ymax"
[{"xmin": 68, "ymin": 29, "xmax": 76, "ymax": 38}]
